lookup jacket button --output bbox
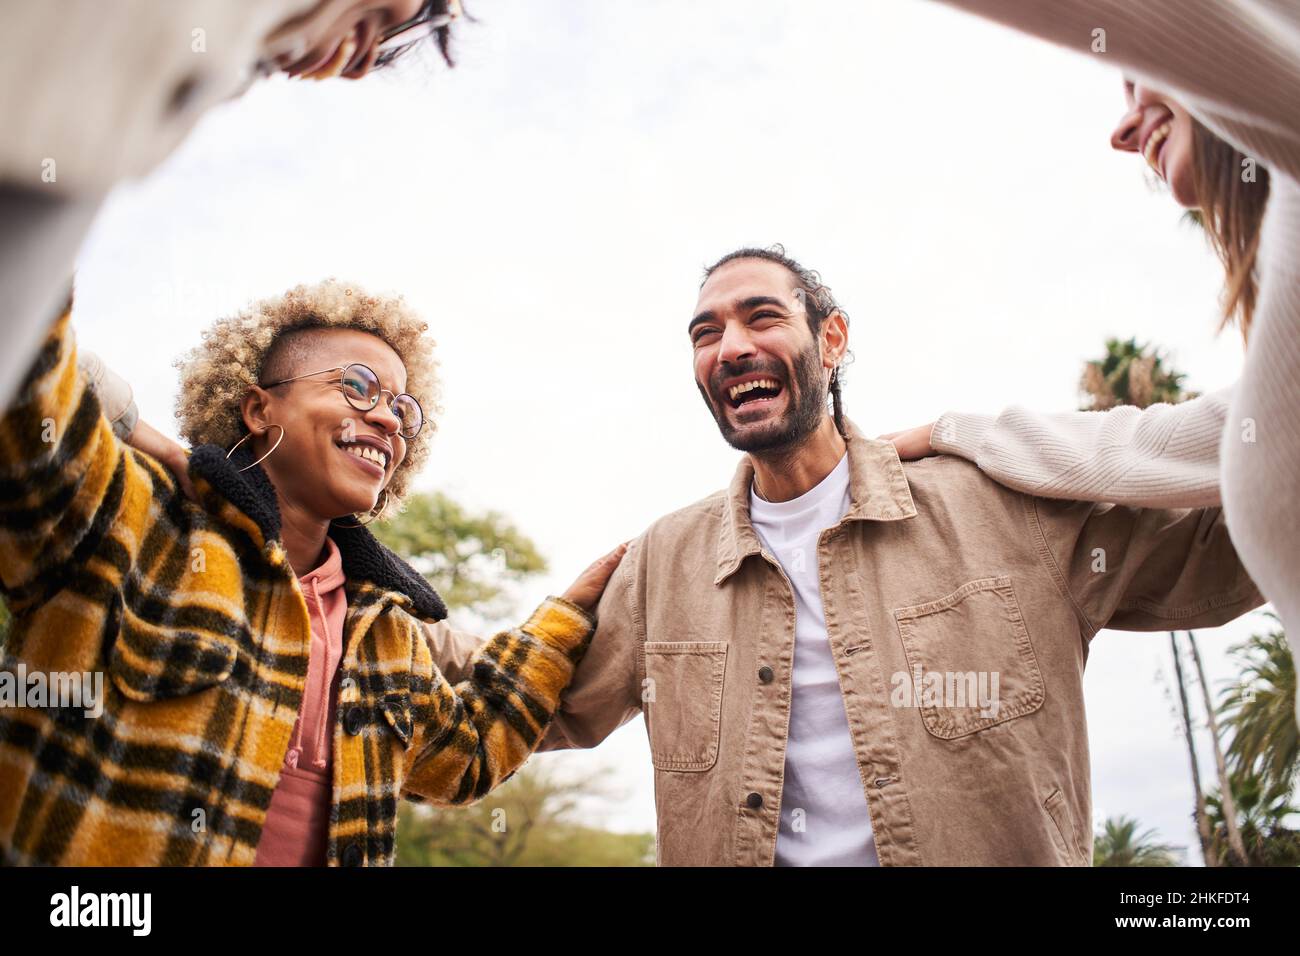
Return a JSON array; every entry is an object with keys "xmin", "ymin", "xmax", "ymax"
[
  {"xmin": 341, "ymin": 842, "xmax": 363, "ymax": 867},
  {"xmin": 344, "ymin": 706, "xmax": 366, "ymax": 736},
  {"xmin": 758, "ymin": 666, "xmax": 774, "ymax": 684},
  {"xmin": 745, "ymin": 792, "xmax": 763, "ymax": 810}
]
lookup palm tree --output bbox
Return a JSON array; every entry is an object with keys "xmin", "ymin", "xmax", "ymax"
[
  {"xmin": 1170, "ymin": 632, "xmax": 1216, "ymax": 864},
  {"xmin": 1204, "ymin": 770, "xmax": 1300, "ymax": 866},
  {"xmin": 1218, "ymin": 613, "xmax": 1298, "ymax": 801},
  {"xmin": 1093, "ymin": 816, "xmax": 1180, "ymax": 866},
  {"xmin": 1079, "ymin": 337, "xmax": 1193, "ymax": 411},
  {"xmin": 1186, "ymin": 631, "xmax": 1249, "ymax": 865}
]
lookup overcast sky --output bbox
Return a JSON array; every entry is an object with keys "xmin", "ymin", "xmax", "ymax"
[{"xmin": 70, "ymin": 0, "xmax": 1276, "ymax": 859}]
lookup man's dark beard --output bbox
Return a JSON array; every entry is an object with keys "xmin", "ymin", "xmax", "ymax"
[{"xmin": 698, "ymin": 341, "xmax": 827, "ymax": 454}]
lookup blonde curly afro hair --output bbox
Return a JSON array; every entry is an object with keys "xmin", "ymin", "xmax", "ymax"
[{"xmin": 174, "ymin": 279, "xmax": 441, "ymax": 509}]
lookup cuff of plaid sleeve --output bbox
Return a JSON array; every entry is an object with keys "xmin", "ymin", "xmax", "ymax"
[{"xmin": 522, "ymin": 596, "xmax": 596, "ymax": 653}]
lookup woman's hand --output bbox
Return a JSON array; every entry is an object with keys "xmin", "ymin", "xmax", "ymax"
[
  {"xmin": 879, "ymin": 423, "xmax": 938, "ymax": 461},
  {"xmin": 560, "ymin": 542, "xmax": 630, "ymax": 613},
  {"xmin": 127, "ymin": 419, "xmax": 197, "ymax": 501}
]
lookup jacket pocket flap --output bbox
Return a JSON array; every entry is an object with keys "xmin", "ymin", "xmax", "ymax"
[
  {"xmin": 379, "ymin": 692, "xmax": 413, "ymax": 748},
  {"xmin": 107, "ymin": 602, "xmax": 239, "ymax": 701},
  {"xmin": 893, "ymin": 576, "xmax": 1045, "ymax": 740}
]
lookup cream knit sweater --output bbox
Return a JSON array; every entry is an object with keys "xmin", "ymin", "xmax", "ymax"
[{"xmin": 928, "ymin": 1, "xmax": 1300, "ymax": 713}]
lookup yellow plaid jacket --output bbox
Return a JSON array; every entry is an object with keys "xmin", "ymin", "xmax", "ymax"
[{"xmin": 0, "ymin": 307, "xmax": 594, "ymax": 866}]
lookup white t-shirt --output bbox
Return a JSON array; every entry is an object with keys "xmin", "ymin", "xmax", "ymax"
[{"xmin": 749, "ymin": 451, "xmax": 879, "ymax": 867}]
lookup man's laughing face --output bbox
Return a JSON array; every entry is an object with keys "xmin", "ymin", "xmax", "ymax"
[{"xmin": 690, "ymin": 258, "xmax": 833, "ymax": 453}]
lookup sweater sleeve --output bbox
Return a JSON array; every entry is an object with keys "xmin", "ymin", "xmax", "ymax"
[
  {"xmin": 930, "ymin": 387, "xmax": 1231, "ymax": 508},
  {"xmin": 401, "ymin": 595, "xmax": 596, "ymax": 805},
  {"xmin": 0, "ymin": 304, "xmax": 129, "ymax": 598},
  {"xmin": 77, "ymin": 348, "xmax": 139, "ymax": 442}
]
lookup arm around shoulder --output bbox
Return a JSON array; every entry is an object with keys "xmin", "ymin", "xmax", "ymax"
[
  {"xmin": 537, "ymin": 537, "xmax": 646, "ymax": 752},
  {"xmin": 931, "ymin": 387, "xmax": 1231, "ymax": 509}
]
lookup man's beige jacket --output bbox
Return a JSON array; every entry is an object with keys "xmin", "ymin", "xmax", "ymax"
[{"xmin": 534, "ymin": 419, "xmax": 1262, "ymax": 865}]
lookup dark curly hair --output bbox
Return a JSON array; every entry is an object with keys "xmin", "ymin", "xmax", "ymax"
[{"xmin": 702, "ymin": 244, "xmax": 851, "ymax": 437}]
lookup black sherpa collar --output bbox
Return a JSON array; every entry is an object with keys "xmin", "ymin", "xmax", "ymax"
[{"xmin": 187, "ymin": 443, "xmax": 448, "ymax": 622}]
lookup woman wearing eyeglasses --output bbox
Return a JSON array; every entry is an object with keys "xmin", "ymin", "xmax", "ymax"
[{"xmin": 0, "ymin": 278, "xmax": 625, "ymax": 866}]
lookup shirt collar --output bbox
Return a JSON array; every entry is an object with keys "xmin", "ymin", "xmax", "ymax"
[{"xmin": 714, "ymin": 417, "xmax": 917, "ymax": 585}]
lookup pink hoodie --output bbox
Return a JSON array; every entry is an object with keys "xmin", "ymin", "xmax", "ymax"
[{"xmin": 254, "ymin": 535, "xmax": 348, "ymax": 867}]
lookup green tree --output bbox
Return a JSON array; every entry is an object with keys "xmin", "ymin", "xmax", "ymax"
[
  {"xmin": 1079, "ymin": 337, "xmax": 1193, "ymax": 411},
  {"xmin": 1093, "ymin": 816, "xmax": 1180, "ymax": 866},
  {"xmin": 1204, "ymin": 771, "xmax": 1300, "ymax": 866},
  {"xmin": 1169, "ymin": 630, "xmax": 1216, "ymax": 864},
  {"xmin": 1186, "ymin": 629, "xmax": 1250, "ymax": 865},
  {"xmin": 370, "ymin": 490, "xmax": 548, "ymax": 624},
  {"xmin": 396, "ymin": 762, "xmax": 654, "ymax": 867},
  {"xmin": 1219, "ymin": 613, "xmax": 1298, "ymax": 800}
]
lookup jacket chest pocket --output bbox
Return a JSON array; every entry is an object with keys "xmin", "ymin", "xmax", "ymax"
[
  {"xmin": 892, "ymin": 576, "xmax": 1044, "ymax": 739},
  {"xmin": 108, "ymin": 596, "xmax": 239, "ymax": 701},
  {"xmin": 643, "ymin": 641, "xmax": 728, "ymax": 772}
]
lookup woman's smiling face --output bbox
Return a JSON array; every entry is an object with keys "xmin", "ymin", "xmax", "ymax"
[
  {"xmin": 1110, "ymin": 78, "xmax": 1198, "ymax": 207},
  {"xmin": 242, "ymin": 327, "xmax": 409, "ymax": 520}
]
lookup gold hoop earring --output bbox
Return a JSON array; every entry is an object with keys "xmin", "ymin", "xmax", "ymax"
[
  {"xmin": 332, "ymin": 489, "xmax": 387, "ymax": 528},
  {"xmin": 226, "ymin": 424, "xmax": 285, "ymax": 473}
]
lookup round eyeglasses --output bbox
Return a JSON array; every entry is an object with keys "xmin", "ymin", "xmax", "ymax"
[{"xmin": 262, "ymin": 363, "xmax": 424, "ymax": 439}]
